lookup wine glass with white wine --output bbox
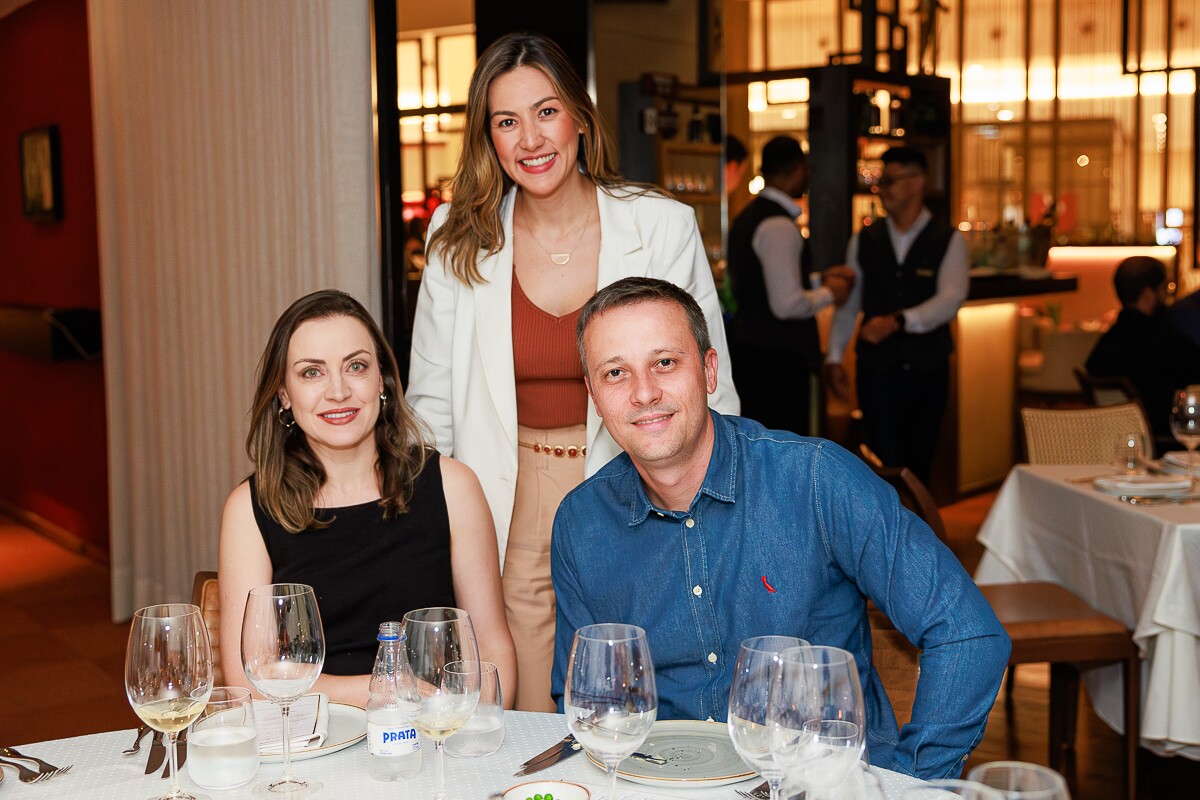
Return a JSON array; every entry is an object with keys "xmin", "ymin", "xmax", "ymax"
[
  {"xmin": 402, "ymin": 607, "xmax": 481, "ymax": 800},
  {"xmin": 1170, "ymin": 386, "xmax": 1200, "ymax": 486},
  {"xmin": 241, "ymin": 583, "xmax": 325, "ymax": 799},
  {"xmin": 125, "ymin": 603, "xmax": 213, "ymax": 800}
]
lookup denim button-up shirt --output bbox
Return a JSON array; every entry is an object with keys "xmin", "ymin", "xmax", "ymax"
[{"xmin": 550, "ymin": 410, "xmax": 1009, "ymax": 779}]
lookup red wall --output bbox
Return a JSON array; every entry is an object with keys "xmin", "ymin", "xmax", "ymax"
[{"xmin": 0, "ymin": 0, "xmax": 109, "ymax": 554}]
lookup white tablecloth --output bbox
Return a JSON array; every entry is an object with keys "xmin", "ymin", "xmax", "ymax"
[
  {"xmin": 8, "ymin": 711, "xmax": 927, "ymax": 799},
  {"xmin": 975, "ymin": 464, "xmax": 1200, "ymax": 759}
]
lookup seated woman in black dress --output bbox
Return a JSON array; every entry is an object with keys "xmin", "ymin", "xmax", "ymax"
[{"xmin": 218, "ymin": 290, "xmax": 516, "ymax": 706}]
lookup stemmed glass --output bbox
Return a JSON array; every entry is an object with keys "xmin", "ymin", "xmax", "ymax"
[
  {"xmin": 1170, "ymin": 386, "xmax": 1200, "ymax": 485},
  {"xmin": 767, "ymin": 645, "xmax": 866, "ymax": 797},
  {"xmin": 402, "ymin": 607, "xmax": 481, "ymax": 800},
  {"xmin": 241, "ymin": 583, "xmax": 325, "ymax": 798},
  {"xmin": 728, "ymin": 635, "xmax": 810, "ymax": 800},
  {"xmin": 903, "ymin": 780, "xmax": 1007, "ymax": 799},
  {"xmin": 565, "ymin": 623, "xmax": 658, "ymax": 800},
  {"xmin": 125, "ymin": 603, "xmax": 213, "ymax": 800},
  {"xmin": 967, "ymin": 761, "xmax": 1071, "ymax": 800}
]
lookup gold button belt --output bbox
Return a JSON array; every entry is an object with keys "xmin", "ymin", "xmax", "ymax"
[{"xmin": 519, "ymin": 441, "xmax": 587, "ymax": 458}]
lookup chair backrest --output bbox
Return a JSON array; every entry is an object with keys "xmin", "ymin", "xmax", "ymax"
[
  {"xmin": 191, "ymin": 570, "xmax": 223, "ymax": 686},
  {"xmin": 1073, "ymin": 368, "xmax": 1141, "ymax": 407},
  {"xmin": 870, "ymin": 465, "xmax": 948, "ymax": 545},
  {"xmin": 869, "ymin": 608, "xmax": 920, "ymax": 728},
  {"xmin": 1020, "ymin": 402, "xmax": 1151, "ymax": 465}
]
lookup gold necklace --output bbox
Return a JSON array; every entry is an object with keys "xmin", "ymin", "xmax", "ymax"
[{"xmin": 519, "ymin": 205, "xmax": 595, "ymax": 266}]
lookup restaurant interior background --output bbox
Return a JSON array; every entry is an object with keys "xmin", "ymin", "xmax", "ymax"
[{"xmin": 0, "ymin": 0, "xmax": 1196, "ymax": 612}]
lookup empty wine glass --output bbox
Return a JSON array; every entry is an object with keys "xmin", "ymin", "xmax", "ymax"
[
  {"xmin": 402, "ymin": 607, "xmax": 481, "ymax": 800},
  {"xmin": 565, "ymin": 623, "xmax": 658, "ymax": 800},
  {"xmin": 1112, "ymin": 431, "xmax": 1148, "ymax": 474},
  {"xmin": 967, "ymin": 761, "xmax": 1070, "ymax": 799},
  {"xmin": 728, "ymin": 635, "xmax": 810, "ymax": 800},
  {"xmin": 767, "ymin": 645, "xmax": 866, "ymax": 795},
  {"xmin": 125, "ymin": 603, "xmax": 213, "ymax": 800},
  {"xmin": 1170, "ymin": 386, "xmax": 1200, "ymax": 484},
  {"xmin": 241, "ymin": 583, "xmax": 325, "ymax": 798},
  {"xmin": 903, "ymin": 779, "xmax": 1007, "ymax": 799}
]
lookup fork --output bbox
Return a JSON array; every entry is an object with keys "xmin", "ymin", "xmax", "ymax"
[
  {"xmin": 0, "ymin": 745, "xmax": 71, "ymax": 777},
  {"xmin": 735, "ymin": 780, "xmax": 771, "ymax": 799},
  {"xmin": 0, "ymin": 757, "xmax": 51, "ymax": 783}
]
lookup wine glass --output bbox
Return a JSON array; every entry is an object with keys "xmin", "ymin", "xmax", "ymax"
[
  {"xmin": 767, "ymin": 645, "xmax": 866, "ymax": 795},
  {"xmin": 241, "ymin": 583, "xmax": 325, "ymax": 798},
  {"xmin": 125, "ymin": 603, "xmax": 213, "ymax": 800},
  {"xmin": 966, "ymin": 761, "xmax": 1071, "ymax": 800},
  {"xmin": 903, "ymin": 779, "xmax": 1007, "ymax": 799},
  {"xmin": 565, "ymin": 623, "xmax": 658, "ymax": 800},
  {"xmin": 1112, "ymin": 431, "xmax": 1148, "ymax": 475},
  {"xmin": 402, "ymin": 607, "xmax": 481, "ymax": 800},
  {"xmin": 728, "ymin": 635, "xmax": 810, "ymax": 800},
  {"xmin": 1170, "ymin": 386, "xmax": 1200, "ymax": 484}
]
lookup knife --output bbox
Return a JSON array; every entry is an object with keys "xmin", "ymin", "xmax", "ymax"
[
  {"xmin": 144, "ymin": 731, "xmax": 167, "ymax": 775},
  {"xmin": 514, "ymin": 734, "xmax": 579, "ymax": 776}
]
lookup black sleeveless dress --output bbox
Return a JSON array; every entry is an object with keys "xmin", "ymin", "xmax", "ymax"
[{"xmin": 250, "ymin": 456, "xmax": 457, "ymax": 676}]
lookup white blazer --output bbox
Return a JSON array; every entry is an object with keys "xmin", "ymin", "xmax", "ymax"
[{"xmin": 407, "ymin": 185, "xmax": 740, "ymax": 565}]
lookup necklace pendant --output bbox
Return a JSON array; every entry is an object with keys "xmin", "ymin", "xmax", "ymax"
[{"xmin": 550, "ymin": 253, "xmax": 571, "ymax": 266}]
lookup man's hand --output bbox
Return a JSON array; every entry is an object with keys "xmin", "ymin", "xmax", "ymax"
[
  {"xmin": 824, "ymin": 363, "xmax": 850, "ymax": 402},
  {"xmin": 822, "ymin": 266, "xmax": 856, "ymax": 306},
  {"xmin": 859, "ymin": 313, "xmax": 901, "ymax": 344}
]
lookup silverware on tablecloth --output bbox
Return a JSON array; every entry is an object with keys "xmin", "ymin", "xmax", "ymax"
[
  {"xmin": 0, "ymin": 745, "xmax": 71, "ymax": 777},
  {"xmin": 0, "ymin": 756, "xmax": 52, "ymax": 783},
  {"xmin": 735, "ymin": 780, "xmax": 771, "ymax": 799},
  {"xmin": 1119, "ymin": 493, "xmax": 1200, "ymax": 505},
  {"xmin": 144, "ymin": 730, "xmax": 167, "ymax": 775},
  {"xmin": 514, "ymin": 739, "xmax": 581, "ymax": 776},
  {"xmin": 123, "ymin": 724, "xmax": 152, "ymax": 756}
]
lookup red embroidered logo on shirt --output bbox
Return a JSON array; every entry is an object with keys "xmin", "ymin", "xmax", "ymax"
[{"xmin": 761, "ymin": 576, "xmax": 777, "ymax": 593}]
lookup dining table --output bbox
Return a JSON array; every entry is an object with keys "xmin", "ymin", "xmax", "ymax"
[
  {"xmin": 1, "ymin": 710, "xmax": 931, "ymax": 799},
  {"xmin": 974, "ymin": 463, "xmax": 1200, "ymax": 760}
]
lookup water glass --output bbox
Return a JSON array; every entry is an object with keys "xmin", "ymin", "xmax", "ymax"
[
  {"xmin": 966, "ymin": 761, "xmax": 1070, "ymax": 800},
  {"xmin": 445, "ymin": 660, "xmax": 504, "ymax": 758},
  {"xmin": 188, "ymin": 687, "xmax": 259, "ymax": 790},
  {"xmin": 1112, "ymin": 431, "xmax": 1147, "ymax": 474}
]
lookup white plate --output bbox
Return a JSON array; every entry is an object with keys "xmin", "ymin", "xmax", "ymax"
[
  {"xmin": 1164, "ymin": 451, "xmax": 1200, "ymax": 469},
  {"xmin": 585, "ymin": 720, "xmax": 756, "ymax": 789},
  {"xmin": 1093, "ymin": 474, "xmax": 1193, "ymax": 497},
  {"xmin": 260, "ymin": 702, "xmax": 365, "ymax": 763}
]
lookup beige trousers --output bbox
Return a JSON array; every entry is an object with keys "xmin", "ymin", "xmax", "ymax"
[{"xmin": 503, "ymin": 423, "xmax": 587, "ymax": 712}]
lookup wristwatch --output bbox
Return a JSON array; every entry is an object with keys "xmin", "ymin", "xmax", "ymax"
[{"xmin": 893, "ymin": 311, "xmax": 906, "ymax": 330}]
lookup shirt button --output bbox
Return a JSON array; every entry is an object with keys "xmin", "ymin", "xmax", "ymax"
[
  {"xmin": 707, "ymin": 652, "xmax": 718, "ymax": 664},
  {"xmin": 656, "ymin": 512, "xmax": 664, "ymax": 517},
  {"xmin": 692, "ymin": 585, "xmax": 703, "ymax": 597},
  {"xmin": 685, "ymin": 519, "xmax": 695, "ymax": 528}
]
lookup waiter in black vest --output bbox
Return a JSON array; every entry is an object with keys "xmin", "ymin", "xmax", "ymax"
[
  {"xmin": 726, "ymin": 136, "xmax": 854, "ymax": 435},
  {"xmin": 825, "ymin": 146, "xmax": 968, "ymax": 483}
]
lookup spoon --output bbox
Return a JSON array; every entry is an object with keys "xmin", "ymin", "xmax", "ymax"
[{"xmin": 123, "ymin": 725, "xmax": 152, "ymax": 756}]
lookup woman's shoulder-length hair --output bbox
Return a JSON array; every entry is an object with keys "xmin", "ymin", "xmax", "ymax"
[{"xmin": 246, "ymin": 289, "xmax": 430, "ymax": 533}]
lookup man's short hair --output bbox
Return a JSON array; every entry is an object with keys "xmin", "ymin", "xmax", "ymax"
[
  {"xmin": 724, "ymin": 134, "xmax": 748, "ymax": 167},
  {"xmin": 577, "ymin": 278, "xmax": 712, "ymax": 368},
  {"xmin": 1113, "ymin": 256, "xmax": 1166, "ymax": 307},
  {"xmin": 760, "ymin": 136, "xmax": 806, "ymax": 177},
  {"xmin": 882, "ymin": 146, "xmax": 928, "ymax": 173}
]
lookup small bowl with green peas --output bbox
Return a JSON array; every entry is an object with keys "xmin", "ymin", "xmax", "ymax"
[{"xmin": 502, "ymin": 779, "xmax": 591, "ymax": 800}]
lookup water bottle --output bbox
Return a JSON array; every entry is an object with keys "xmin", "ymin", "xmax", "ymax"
[{"xmin": 366, "ymin": 621, "xmax": 422, "ymax": 780}]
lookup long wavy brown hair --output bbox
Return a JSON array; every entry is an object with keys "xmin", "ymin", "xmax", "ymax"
[
  {"xmin": 426, "ymin": 32, "xmax": 643, "ymax": 286},
  {"xmin": 247, "ymin": 290, "xmax": 429, "ymax": 532}
]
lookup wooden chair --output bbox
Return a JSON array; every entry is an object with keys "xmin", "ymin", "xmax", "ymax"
[
  {"xmin": 191, "ymin": 570, "xmax": 223, "ymax": 686},
  {"xmin": 869, "ymin": 466, "xmax": 1139, "ymax": 799},
  {"xmin": 1020, "ymin": 402, "xmax": 1151, "ymax": 465}
]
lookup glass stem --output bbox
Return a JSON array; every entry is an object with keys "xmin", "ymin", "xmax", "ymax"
[
  {"xmin": 279, "ymin": 702, "xmax": 294, "ymax": 784},
  {"xmin": 608, "ymin": 764, "xmax": 619, "ymax": 800},
  {"xmin": 166, "ymin": 730, "xmax": 181, "ymax": 796},
  {"xmin": 433, "ymin": 740, "xmax": 446, "ymax": 800},
  {"xmin": 769, "ymin": 777, "xmax": 782, "ymax": 800}
]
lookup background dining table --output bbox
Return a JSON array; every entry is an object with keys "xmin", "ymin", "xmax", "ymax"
[
  {"xmin": 974, "ymin": 463, "xmax": 1200, "ymax": 760},
  {"xmin": 3, "ymin": 710, "xmax": 929, "ymax": 799}
]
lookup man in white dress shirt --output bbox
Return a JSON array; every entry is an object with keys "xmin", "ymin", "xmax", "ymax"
[{"xmin": 825, "ymin": 146, "xmax": 968, "ymax": 483}]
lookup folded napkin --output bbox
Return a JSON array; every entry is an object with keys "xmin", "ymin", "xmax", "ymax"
[{"xmin": 254, "ymin": 692, "xmax": 329, "ymax": 753}]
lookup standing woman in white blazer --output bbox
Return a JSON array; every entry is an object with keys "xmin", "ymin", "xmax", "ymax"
[{"xmin": 407, "ymin": 32, "xmax": 739, "ymax": 711}]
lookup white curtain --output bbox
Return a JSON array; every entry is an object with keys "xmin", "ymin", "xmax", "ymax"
[{"xmin": 88, "ymin": 0, "xmax": 379, "ymax": 620}]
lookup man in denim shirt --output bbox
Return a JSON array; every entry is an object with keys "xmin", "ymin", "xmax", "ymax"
[{"xmin": 550, "ymin": 277, "xmax": 1009, "ymax": 780}]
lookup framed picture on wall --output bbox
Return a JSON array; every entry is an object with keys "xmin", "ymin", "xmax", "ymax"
[{"xmin": 20, "ymin": 125, "xmax": 63, "ymax": 221}]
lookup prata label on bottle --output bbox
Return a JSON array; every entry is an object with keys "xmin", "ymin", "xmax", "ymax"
[{"xmin": 366, "ymin": 722, "xmax": 421, "ymax": 756}]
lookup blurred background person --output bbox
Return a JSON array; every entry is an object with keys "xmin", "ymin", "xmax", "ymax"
[{"xmin": 407, "ymin": 32, "xmax": 739, "ymax": 711}]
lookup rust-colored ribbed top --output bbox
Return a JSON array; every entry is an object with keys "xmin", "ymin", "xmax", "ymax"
[{"xmin": 512, "ymin": 274, "xmax": 588, "ymax": 429}]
